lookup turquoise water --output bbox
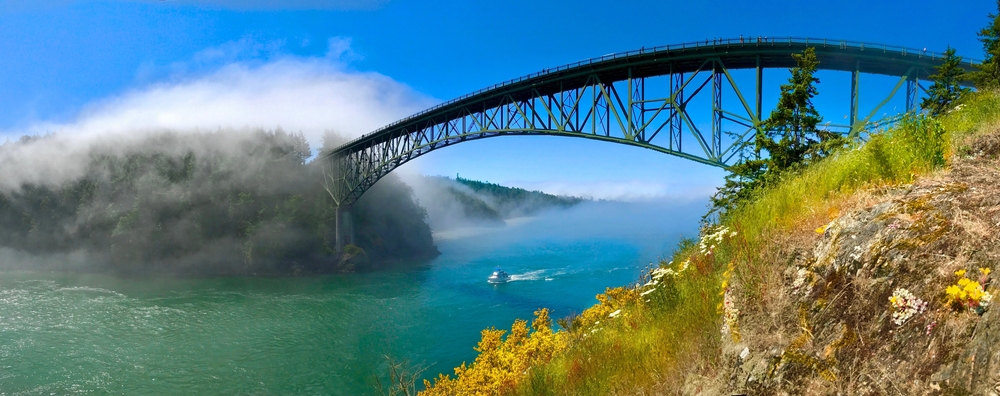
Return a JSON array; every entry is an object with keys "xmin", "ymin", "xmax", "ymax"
[{"xmin": 0, "ymin": 200, "xmax": 704, "ymax": 395}]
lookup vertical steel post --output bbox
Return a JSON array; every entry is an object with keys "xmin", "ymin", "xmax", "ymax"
[
  {"xmin": 906, "ymin": 76, "xmax": 916, "ymax": 112},
  {"xmin": 591, "ymin": 81, "xmax": 597, "ymax": 135},
  {"xmin": 595, "ymin": 82, "xmax": 609, "ymax": 137},
  {"xmin": 712, "ymin": 61, "xmax": 723, "ymax": 157},
  {"xmin": 850, "ymin": 61, "xmax": 859, "ymax": 130},
  {"xmin": 546, "ymin": 95, "xmax": 553, "ymax": 130},
  {"xmin": 670, "ymin": 69, "xmax": 683, "ymax": 151},
  {"xmin": 335, "ymin": 205, "xmax": 354, "ymax": 252},
  {"xmin": 627, "ymin": 68, "xmax": 633, "ymax": 139},
  {"xmin": 755, "ymin": 55, "xmax": 763, "ymax": 132},
  {"xmin": 632, "ymin": 74, "xmax": 645, "ymax": 142}
]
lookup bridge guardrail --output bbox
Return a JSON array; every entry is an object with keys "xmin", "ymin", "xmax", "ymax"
[{"xmin": 333, "ymin": 37, "xmax": 980, "ymax": 153}]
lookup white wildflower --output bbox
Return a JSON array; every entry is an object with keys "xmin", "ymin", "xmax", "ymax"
[
  {"xmin": 609, "ymin": 309, "xmax": 622, "ymax": 318},
  {"xmin": 651, "ymin": 267, "xmax": 677, "ymax": 280},
  {"xmin": 982, "ymin": 291, "xmax": 994, "ymax": 308},
  {"xmin": 888, "ymin": 287, "xmax": 927, "ymax": 326},
  {"xmin": 697, "ymin": 226, "xmax": 733, "ymax": 255},
  {"xmin": 721, "ymin": 288, "xmax": 740, "ymax": 336}
]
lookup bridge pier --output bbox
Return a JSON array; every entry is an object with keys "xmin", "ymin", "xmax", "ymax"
[{"xmin": 335, "ymin": 205, "xmax": 355, "ymax": 253}]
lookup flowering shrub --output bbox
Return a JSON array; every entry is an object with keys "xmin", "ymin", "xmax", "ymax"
[
  {"xmin": 945, "ymin": 268, "xmax": 993, "ymax": 313},
  {"xmin": 887, "ymin": 288, "xmax": 927, "ymax": 325},
  {"xmin": 648, "ymin": 260, "xmax": 686, "ymax": 285},
  {"xmin": 570, "ymin": 287, "xmax": 641, "ymax": 330},
  {"xmin": 421, "ymin": 308, "xmax": 568, "ymax": 395},
  {"xmin": 699, "ymin": 226, "xmax": 736, "ymax": 255}
]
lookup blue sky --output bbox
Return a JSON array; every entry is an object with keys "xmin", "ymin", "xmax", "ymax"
[{"xmin": 0, "ymin": 0, "xmax": 993, "ymax": 201}]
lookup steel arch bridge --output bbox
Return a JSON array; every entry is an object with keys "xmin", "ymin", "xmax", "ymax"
[{"xmin": 320, "ymin": 37, "xmax": 976, "ymax": 246}]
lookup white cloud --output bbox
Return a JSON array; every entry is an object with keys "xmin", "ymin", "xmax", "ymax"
[{"xmin": 7, "ymin": 37, "xmax": 435, "ymax": 151}]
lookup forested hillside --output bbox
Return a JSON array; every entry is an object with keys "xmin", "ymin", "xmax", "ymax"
[
  {"xmin": 410, "ymin": 175, "xmax": 584, "ymax": 231},
  {"xmin": 453, "ymin": 176, "xmax": 583, "ymax": 217},
  {"xmin": 0, "ymin": 129, "xmax": 437, "ymax": 275}
]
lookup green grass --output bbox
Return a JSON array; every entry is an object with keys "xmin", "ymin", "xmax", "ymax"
[
  {"xmin": 421, "ymin": 92, "xmax": 1000, "ymax": 396},
  {"xmin": 515, "ymin": 242, "xmax": 723, "ymax": 395},
  {"xmin": 939, "ymin": 90, "xmax": 1000, "ymax": 142}
]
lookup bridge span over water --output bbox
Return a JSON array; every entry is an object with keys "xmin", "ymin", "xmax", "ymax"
[{"xmin": 320, "ymin": 37, "xmax": 976, "ymax": 249}]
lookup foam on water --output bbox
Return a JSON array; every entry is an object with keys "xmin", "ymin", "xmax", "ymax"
[
  {"xmin": 508, "ymin": 269, "xmax": 547, "ymax": 281},
  {"xmin": 0, "ymin": 199, "xmax": 707, "ymax": 394},
  {"xmin": 57, "ymin": 286, "xmax": 127, "ymax": 298}
]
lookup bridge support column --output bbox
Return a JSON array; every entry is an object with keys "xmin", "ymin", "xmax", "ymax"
[
  {"xmin": 905, "ymin": 75, "xmax": 918, "ymax": 112},
  {"xmin": 850, "ymin": 61, "xmax": 859, "ymax": 129},
  {"xmin": 712, "ymin": 63, "xmax": 723, "ymax": 156},
  {"xmin": 670, "ymin": 70, "xmax": 684, "ymax": 151},
  {"xmin": 335, "ymin": 205, "xmax": 355, "ymax": 253},
  {"xmin": 755, "ymin": 55, "xmax": 762, "ymax": 130}
]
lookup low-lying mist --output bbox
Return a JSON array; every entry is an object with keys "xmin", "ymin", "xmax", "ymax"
[
  {"xmin": 0, "ymin": 129, "xmax": 437, "ymax": 276},
  {"xmin": 432, "ymin": 198, "xmax": 708, "ymax": 253},
  {"xmin": 407, "ymin": 174, "xmax": 584, "ymax": 233}
]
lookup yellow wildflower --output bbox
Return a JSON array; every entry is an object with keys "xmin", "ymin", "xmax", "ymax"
[
  {"xmin": 955, "ymin": 269, "xmax": 967, "ymax": 277},
  {"xmin": 981, "ymin": 268, "xmax": 991, "ymax": 277}
]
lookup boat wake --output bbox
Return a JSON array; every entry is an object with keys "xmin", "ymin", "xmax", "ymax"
[
  {"xmin": 509, "ymin": 269, "xmax": 547, "ymax": 282},
  {"xmin": 57, "ymin": 286, "xmax": 126, "ymax": 298}
]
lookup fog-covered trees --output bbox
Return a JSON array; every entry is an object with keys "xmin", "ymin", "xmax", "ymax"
[{"xmin": 0, "ymin": 129, "xmax": 437, "ymax": 275}]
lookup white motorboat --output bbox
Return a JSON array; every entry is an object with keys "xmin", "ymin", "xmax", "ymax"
[{"xmin": 487, "ymin": 266, "xmax": 511, "ymax": 284}]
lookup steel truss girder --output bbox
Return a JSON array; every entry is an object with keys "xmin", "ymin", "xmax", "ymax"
[{"xmin": 323, "ymin": 38, "xmax": 976, "ymax": 206}]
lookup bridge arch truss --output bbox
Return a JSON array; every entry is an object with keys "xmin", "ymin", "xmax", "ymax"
[{"xmin": 323, "ymin": 37, "xmax": 977, "ymax": 207}]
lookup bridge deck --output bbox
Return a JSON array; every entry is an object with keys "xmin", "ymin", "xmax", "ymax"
[{"xmin": 330, "ymin": 37, "xmax": 977, "ymax": 157}]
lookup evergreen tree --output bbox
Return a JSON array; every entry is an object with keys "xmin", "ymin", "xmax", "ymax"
[
  {"xmin": 708, "ymin": 47, "xmax": 844, "ymax": 219},
  {"xmin": 921, "ymin": 47, "xmax": 971, "ymax": 117},
  {"xmin": 973, "ymin": 1, "xmax": 1000, "ymax": 90},
  {"xmin": 757, "ymin": 47, "xmax": 828, "ymax": 172}
]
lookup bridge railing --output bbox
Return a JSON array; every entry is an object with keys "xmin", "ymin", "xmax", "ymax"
[{"xmin": 333, "ymin": 37, "xmax": 979, "ymax": 153}]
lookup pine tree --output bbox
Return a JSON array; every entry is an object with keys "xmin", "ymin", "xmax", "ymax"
[
  {"xmin": 973, "ymin": 1, "xmax": 1000, "ymax": 90},
  {"xmin": 708, "ymin": 47, "xmax": 844, "ymax": 219},
  {"xmin": 757, "ymin": 47, "xmax": 827, "ymax": 173},
  {"xmin": 921, "ymin": 47, "xmax": 971, "ymax": 117}
]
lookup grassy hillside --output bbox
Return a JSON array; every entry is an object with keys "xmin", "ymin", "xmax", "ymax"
[{"xmin": 417, "ymin": 92, "xmax": 1000, "ymax": 395}]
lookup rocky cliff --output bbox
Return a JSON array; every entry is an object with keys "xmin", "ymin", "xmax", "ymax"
[{"xmin": 721, "ymin": 131, "xmax": 1000, "ymax": 395}]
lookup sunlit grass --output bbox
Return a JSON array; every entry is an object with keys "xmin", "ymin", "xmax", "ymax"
[
  {"xmin": 418, "ymin": 92, "xmax": 999, "ymax": 395},
  {"xmin": 515, "ymin": 242, "xmax": 722, "ymax": 395}
]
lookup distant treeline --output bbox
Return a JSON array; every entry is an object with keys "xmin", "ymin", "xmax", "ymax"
[
  {"xmin": 413, "ymin": 175, "xmax": 583, "ymax": 230},
  {"xmin": 453, "ymin": 176, "xmax": 583, "ymax": 217},
  {"xmin": 0, "ymin": 129, "xmax": 437, "ymax": 276}
]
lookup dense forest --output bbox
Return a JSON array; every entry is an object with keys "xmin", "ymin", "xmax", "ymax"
[{"xmin": 0, "ymin": 129, "xmax": 437, "ymax": 276}]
